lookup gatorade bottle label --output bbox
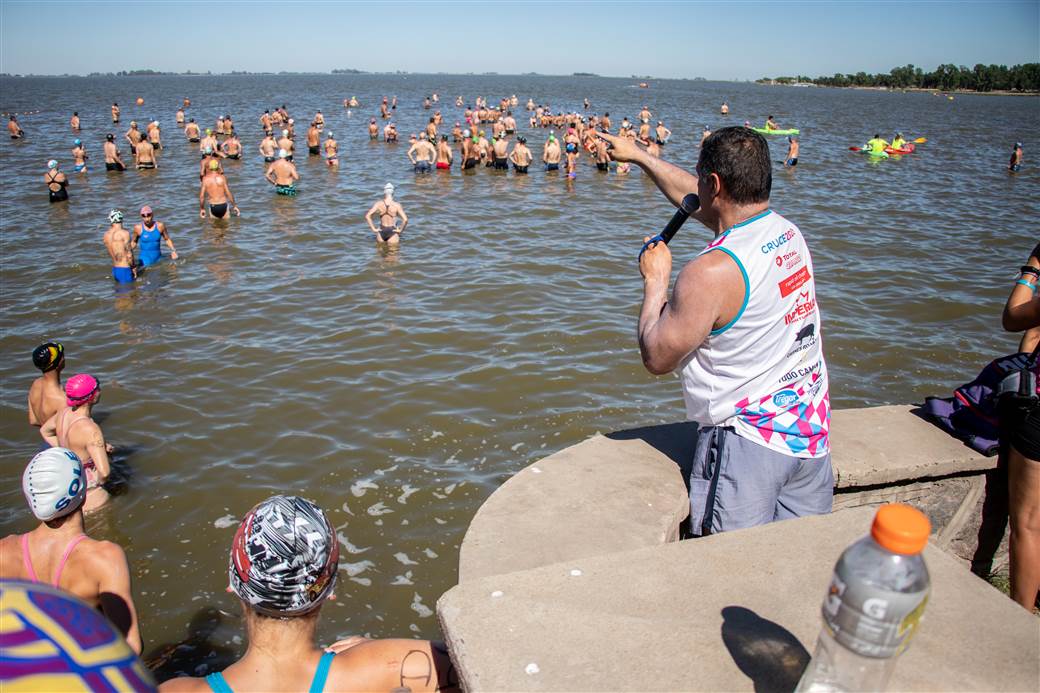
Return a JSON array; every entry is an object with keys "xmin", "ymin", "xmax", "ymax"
[{"xmin": 821, "ymin": 572, "xmax": 930, "ymax": 658}]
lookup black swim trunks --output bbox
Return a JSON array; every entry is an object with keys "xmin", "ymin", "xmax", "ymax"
[
  {"xmin": 414, "ymin": 160, "xmax": 432, "ymax": 173},
  {"xmin": 264, "ymin": 156, "xmax": 275, "ymax": 163},
  {"xmin": 309, "ymin": 146, "xmax": 320, "ymax": 155},
  {"xmin": 493, "ymin": 158, "xmax": 508, "ymax": 170},
  {"xmin": 513, "ymin": 164, "xmax": 528, "ymax": 174},
  {"xmin": 210, "ymin": 203, "xmax": 228, "ymax": 219},
  {"xmin": 151, "ymin": 142, "xmax": 162, "ymax": 150},
  {"xmin": 106, "ymin": 162, "xmax": 125, "ymax": 171},
  {"xmin": 226, "ymin": 154, "xmax": 240, "ymax": 160},
  {"xmin": 463, "ymin": 158, "xmax": 479, "ymax": 170},
  {"xmin": 189, "ymin": 137, "xmax": 200, "ymax": 143},
  {"xmin": 546, "ymin": 163, "xmax": 560, "ymax": 171},
  {"xmin": 596, "ymin": 162, "xmax": 609, "ymax": 171}
]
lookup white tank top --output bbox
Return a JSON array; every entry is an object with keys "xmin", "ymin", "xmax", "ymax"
[{"xmin": 680, "ymin": 209, "xmax": 830, "ymax": 458}]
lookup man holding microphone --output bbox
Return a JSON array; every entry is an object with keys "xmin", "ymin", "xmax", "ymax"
[{"xmin": 597, "ymin": 126, "xmax": 833, "ymax": 536}]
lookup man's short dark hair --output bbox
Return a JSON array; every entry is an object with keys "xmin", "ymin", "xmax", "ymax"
[{"xmin": 697, "ymin": 127, "xmax": 771, "ymax": 205}]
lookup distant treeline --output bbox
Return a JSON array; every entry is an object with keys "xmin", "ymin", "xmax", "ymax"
[{"xmin": 760, "ymin": 63, "xmax": 1040, "ymax": 92}]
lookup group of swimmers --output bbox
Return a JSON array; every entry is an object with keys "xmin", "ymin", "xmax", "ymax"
[
  {"xmin": 25, "ymin": 91, "xmax": 823, "ymax": 275},
  {"xmin": 4, "ymin": 342, "xmax": 458, "ymax": 691}
]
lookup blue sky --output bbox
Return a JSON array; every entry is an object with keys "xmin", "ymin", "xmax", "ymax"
[{"xmin": 1, "ymin": 1, "xmax": 1037, "ymax": 79}]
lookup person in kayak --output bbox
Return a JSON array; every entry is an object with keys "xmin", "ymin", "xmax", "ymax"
[
  {"xmin": 890, "ymin": 133, "xmax": 907, "ymax": 151},
  {"xmin": 866, "ymin": 134, "xmax": 889, "ymax": 155},
  {"xmin": 784, "ymin": 137, "xmax": 799, "ymax": 167},
  {"xmin": 1009, "ymin": 142, "xmax": 1023, "ymax": 173},
  {"xmin": 765, "ymin": 115, "xmax": 779, "ymax": 131}
]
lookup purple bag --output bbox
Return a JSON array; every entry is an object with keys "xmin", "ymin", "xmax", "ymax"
[{"xmin": 923, "ymin": 351, "xmax": 1034, "ymax": 456}]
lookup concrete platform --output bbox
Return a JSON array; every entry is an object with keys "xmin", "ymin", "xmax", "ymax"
[
  {"xmin": 458, "ymin": 407, "xmax": 993, "ymax": 582},
  {"xmin": 830, "ymin": 405, "xmax": 990, "ymax": 487},
  {"xmin": 439, "ymin": 507, "xmax": 1039, "ymax": 692},
  {"xmin": 458, "ymin": 422, "xmax": 694, "ymax": 583}
]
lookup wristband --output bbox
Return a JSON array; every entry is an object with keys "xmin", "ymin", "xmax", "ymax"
[
  {"xmin": 1020, "ymin": 265, "xmax": 1040, "ymax": 278},
  {"xmin": 1016, "ymin": 279, "xmax": 1037, "ymax": 291}
]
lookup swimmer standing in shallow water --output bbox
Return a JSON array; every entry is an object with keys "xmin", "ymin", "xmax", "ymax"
[
  {"xmin": 365, "ymin": 183, "xmax": 408, "ymax": 246},
  {"xmin": 199, "ymin": 161, "xmax": 241, "ymax": 219},
  {"xmin": 104, "ymin": 210, "xmax": 136, "ymax": 283}
]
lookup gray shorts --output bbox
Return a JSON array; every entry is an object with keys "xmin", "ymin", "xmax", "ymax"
[{"xmin": 689, "ymin": 425, "xmax": 834, "ymax": 536}]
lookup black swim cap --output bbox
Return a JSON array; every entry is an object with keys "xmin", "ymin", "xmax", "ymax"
[
  {"xmin": 32, "ymin": 342, "xmax": 64, "ymax": 372},
  {"xmin": 106, "ymin": 134, "xmax": 114, "ymax": 141}
]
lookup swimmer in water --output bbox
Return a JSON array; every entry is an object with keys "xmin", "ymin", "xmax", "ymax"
[
  {"xmin": 436, "ymin": 134, "xmax": 453, "ymax": 170},
  {"xmin": 1009, "ymin": 142, "xmax": 1023, "ymax": 172},
  {"xmin": 132, "ymin": 206, "xmax": 178, "ymax": 267},
  {"xmin": 70, "ymin": 111, "xmax": 80, "ymax": 131},
  {"xmin": 125, "ymin": 121, "xmax": 142, "ymax": 149},
  {"xmin": 0, "ymin": 447, "xmax": 142, "ymax": 653},
  {"xmin": 785, "ymin": 136, "xmax": 799, "ymax": 167},
  {"xmin": 8, "ymin": 115, "xmax": 24, "ymax": 139},
  {"xmin": 71, "ymin": 139, "xmax": 88, "ymax": 173},
  {"xmin": 111, "ymin": 102, "xmax": 120, "ymax": 123},
  {"xmin": 368, "ymin": 118, "xmax": 379, "ymax": 139},
  {"xmin": 265, "ymin": 149, "xmax": 299, "ymax": 196},
  {"xmin": 158, "ymin": 495, "xmax": 455, "ymax": 692},
  {"xmin": 307, "ymin": 122, "xmax": 321, "ymax": 156},
  {"xmin": 594, "ymin": 134, "xmax": 610, "ymax": 171},
  {"xmin": 38, "ymin": 374, "xmax": 112, "ymax": 514},
  {"xmin": 176, "ymin": 107, "xmax": 185, "ymax": 125},
  {"xmin": 323, "ymin": 131, "xmax": 339, "ymax": 167},
  {"xmin": 134, "ymin": 137, "xmax": 158, "ymax": 169},
  {"xmin": 104, "ymin": 210, "xmax": 136, "ymax": 283},
  {"xmin": 700, "ymin": 125, "xmax": 712, "ymax": 147},
  {"xmin": 460, "ymin": 130, "xmax": 480, "ymax": 170},
  {"xmin": 200, "ymin": 162, "xmax": 241, "ymax": 219},
  {"xmin": 364, "ymin": 183, "xmax": 408, "ymax": 246},
  {"xmin": 543, "ymin": 133, "xmax": 561, "ymax": 171},
  {"xmin": 184, "ymin": 118, "xmax": 201, "ymax": 142},
  {"xmin": 383, "ymin": 121, "xmax": 398, "ymax": 143},
  {"xmin": 44, "ymin": 160, "xmax": 68, "ymax": 203},
  {"xmin": 28, "ymin": 342, "xmax": 66, "ymax": 428},
  {"xmin": 491, "ymin": 132, "xmax": 509, "ymax": 170},
  {"xmin": 654, "ymin": 121, "xmax": 671, "ymax": 145},
  {"xmin": 104, "ymin": 134, "xmax": 126, "ymax": 171},
  {"xmin": 200, "ymin": 128, "xmax": 219, "ymax": 154},
  {"xmin": 221, "ymin": 131, "xmax": 242, "ymax": 159},
  {"xmin": 255, "ymin": 136, "xmax": 275, "ymax": 166},
  {"xmin": 509, "ymin": 135, "xmax": 532, "ymax": 174},
  {"xmin": 721, "ymin": 102, "xmax": 729, "ymax": 115},
  {"xmin": 147, "ymin": 121, "xmax": 161, "ymax": 150},
  {"xmin": 408, "ymin": 132, "xmax": 436, "ymax": 173},
  {"xmin": 277, "ymin": 129, "xmax": 294, "ymax": 161}
]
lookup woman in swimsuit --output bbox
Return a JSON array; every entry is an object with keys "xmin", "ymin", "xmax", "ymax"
[
  {"xmin": 158, "ymin": 495, "xmax": 455, "ymax": 693},
  {"xmin": 0, "ymin": 447, "xmax": 141, "ymax": 653},
  {"xmin": 39, "ymin": 373, "xmax": 111, "ymax": 512},
  {"xmin": 44, "ymin": 160, "xmax": 69, "ymax": 203}
]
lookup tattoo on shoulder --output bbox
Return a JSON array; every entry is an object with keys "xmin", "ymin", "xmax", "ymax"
[{"xmin": 91, "ymin": 432, "xmax": 105, "ymax": 448}]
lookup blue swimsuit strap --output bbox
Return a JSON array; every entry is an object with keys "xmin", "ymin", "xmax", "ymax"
[
  {"xmin": 205, "ymin": 671, "xmax": 235, "ymax": 693},
  {"xmin": 309, "ymin": 651, "xmax": 336, "ymax": 693},
  {"xmin": 204, "ymin": 651, "xmax": 335, "ymax": 693}
]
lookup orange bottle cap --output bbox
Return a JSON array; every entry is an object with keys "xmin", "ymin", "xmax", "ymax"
[{"xmin": 871, "ymin": 504, "xmax": 931, "ymax": 554}]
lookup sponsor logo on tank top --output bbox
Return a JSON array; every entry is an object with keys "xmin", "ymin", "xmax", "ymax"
[
  {"xmin": 761, "ymin": 228, "xmax": 796, "ymax": 254},
  {"xmin": 784, "ymin": 290, "xmax": 817, "ymax": 325},
  {"xmin": 778, "ymin": 266, "xmax": 811, "ymax": 298}
]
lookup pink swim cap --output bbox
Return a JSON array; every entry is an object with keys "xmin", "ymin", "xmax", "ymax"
[{"xmin": 66, "ymin": 374, "xmax": 99, "ymax": 406}]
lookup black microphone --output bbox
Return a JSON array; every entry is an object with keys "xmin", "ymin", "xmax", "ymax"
[{"xmin": 639, "ymin": 193, "xmax": 700, "ymax": 259}]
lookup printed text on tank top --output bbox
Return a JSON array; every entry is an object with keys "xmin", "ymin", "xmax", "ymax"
[
  {"xmin": 681, "ymin": 209, "xmax": 830, "ymax": 458},
  {"xmin": 21, "ymin": 533, "xmax": 88, "ymax": 587}
]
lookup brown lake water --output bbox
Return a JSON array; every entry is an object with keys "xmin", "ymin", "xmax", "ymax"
[{"xmin": 0, "ymin": 74, "xmax": 1037, "ymax": 676}]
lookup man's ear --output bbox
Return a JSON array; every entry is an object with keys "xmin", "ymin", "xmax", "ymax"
[{"xmin": 708, "ymin": 172, "xmax": 722, "ymax": 199}]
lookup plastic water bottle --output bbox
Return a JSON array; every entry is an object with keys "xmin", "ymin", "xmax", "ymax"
[{"xmin": 795, "ymin": 504, "xmax": 931, "ymax": 692}]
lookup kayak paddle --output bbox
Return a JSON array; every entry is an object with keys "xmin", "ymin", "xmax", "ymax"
[{"xmin": 913, "ymin": 137, "xmax": 927, "ymax": 144}]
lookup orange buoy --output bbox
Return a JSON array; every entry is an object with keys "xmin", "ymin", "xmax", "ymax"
[{"xmin": 136, "ymin": 97, "xmax": 144, "ymax": 106}]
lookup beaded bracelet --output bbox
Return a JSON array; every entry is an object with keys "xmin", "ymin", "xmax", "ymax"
[{"xmin": 1016, "ymin": 279, "xmax": 1037, "ymax": 291}]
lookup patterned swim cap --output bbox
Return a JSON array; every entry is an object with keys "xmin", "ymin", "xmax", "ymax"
[
  {"xmin": 228, "ymin": 496, "xmax": 339, "ymax": 617},
  {"xmin": 32, "ymin": 342, "xmax": 64, "ymax": 372},
  {"xmin": 0, "ymin": 580, "xmax": 156, "ymax": 691},
  {"xmin": 109, "ymin": 209, "xmax": 124, "ymax": 224},
  {"xmin": 23, "ymin": 447, "xmax": 85, "ymax": 521}
]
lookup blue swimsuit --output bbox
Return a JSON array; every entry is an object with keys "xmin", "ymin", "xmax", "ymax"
[
  {"xmin": 205, "ymin": 651, "xmax": 335, "ymax": 693},
  {"xmin": 137, "ymin": 222, "xmax": 162, "ymax": 266}
]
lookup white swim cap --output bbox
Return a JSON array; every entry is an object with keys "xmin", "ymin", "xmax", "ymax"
[
  {"xmin": 278, "ymin": 148, "xmax": 288, "ymax": 159},
  {"xmin": 23, "ymin": 448, "xmax": 86, "ymax": 521},
  {"xmin": 108, "ymin": 209, "xmax": 124, "ymax": 224},
  {"xmin": 383, "ymin": 182, "xmax": 395, "ymax": 195},
  {"xmin": 47, "ymin": 160, "xmax": 58, "ymax": 169},
  {"xmin": 282, "ymin": 129, "xmax": 289, "ymax": 137}
]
